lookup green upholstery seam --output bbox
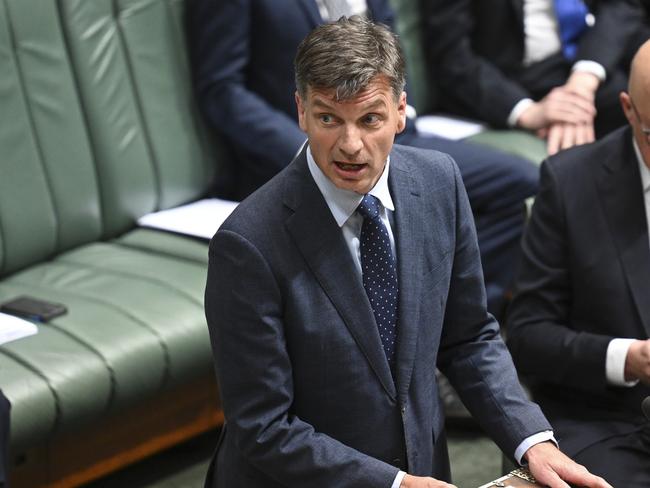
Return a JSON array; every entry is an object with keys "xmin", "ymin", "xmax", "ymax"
[
  {"xmin": 8, "ymin": 277, "xmax": 172, "ymax": 387},
  {"xmin": 0, "ymin": 347, "xmax": 63, "ymax": 435},
  {"xmin": 55, "ymin": 255, "xmax": 205, "ymax": 306},
  {"xmin": 45, "ymin": 322, "xmax": 118, "ymax": 412},
  {"xmin": 2, "ymin": 0, "xmax": 60, "ymax": 251},
  {"xmin": 54, "ymin": 0, "xmax": 107, "ymax": 238},
  {"xmin": 114, "ymin": 236, "xmax": 208, "ymax": 265},
  {"xmin": 113, "ymin": 0, "xmax": 162, "ymax": 211}
]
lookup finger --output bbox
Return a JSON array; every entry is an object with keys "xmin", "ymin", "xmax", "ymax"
[
  {"xmin": 547, "ymin": 124, "xmax": 563, "ymax": 155},
  {"xmin": 535, "ymin": 469, "xmax": 571, "ymax": 488},
  {"xmin": 546, "ymin": 89, "xmax": 597, "ymax": 116},
  {"xmin": 584, "ymin": 122, "xmax": 595, "ymax": 143},
  {"xmin": 562, "ymin": 470, "xmax": 612, "ymax": 488},
  {"xmin": 560, "ymin": 124, "xmax": 576, "ymax": 151},
  {"xmin": 546, "ymin": 101, "xmax": 595, "ymax": 124},
  {"xmin": 544, "ymin": 94, "xmax": 597, "ymax": 123},
  {"xmin": 574, "ymin": 124, "xmax": 588, "ymax": 146}
]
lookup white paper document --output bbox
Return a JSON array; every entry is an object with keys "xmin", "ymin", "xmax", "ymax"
[
  {"xmin": 0, "ymin": 312, "xmax": 38, "ymax": 345},
  {"xmin": 137, "ymin": 198, "xmax": 240, "ymax": 240},
  {"xmin": 415, "ymin": 115, "xmax": 486, "ymax": 140}
]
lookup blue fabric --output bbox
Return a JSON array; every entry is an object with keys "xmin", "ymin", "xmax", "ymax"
[
  {"xmin": 554, "ymin": 0, "xmax": 589, "ymax": 60},
  {"xmin": 358, "ymin": 195, "xmax": 398, "ymax": 372}
]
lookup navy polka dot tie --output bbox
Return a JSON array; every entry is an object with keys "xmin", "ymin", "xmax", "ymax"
[{"xmin": 357, "ymin": 194, "xmax": 398, "ymax": 373}]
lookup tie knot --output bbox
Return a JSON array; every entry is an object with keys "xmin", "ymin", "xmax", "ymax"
[{"xmin": 357, "ymin": 194, "xmax": 381, "ymax": 220}]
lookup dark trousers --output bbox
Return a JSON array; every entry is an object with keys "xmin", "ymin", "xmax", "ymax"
[
  {"xmin": 572, "ymin": 423, "xmax": 650, "ymax": 488},
  {"xmin": 397, "ymin": 127, "xmax": 539, "ymax": 319}
]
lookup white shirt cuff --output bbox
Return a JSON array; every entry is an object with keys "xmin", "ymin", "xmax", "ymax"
[
  {"xmin": 606, "ymin": 338, "xmax": 639, "ymax": 387},
  {"xmin": 572, "ymin": 61, "xmax": 607, "ymax": 83},
  {"xmin": 406, "ymin": 104, "xmax": 417, "ymax": 120},
  {"xmin": 514, "ymin": 431, "xmax": 557, "ymax": 465},
  {"xmin": 508, "ymin": 98, "xmax": 534, "ymax": 127},
  {"xmin": 392, "ymin": 470, "xmax": 407, "ymax": 488}
]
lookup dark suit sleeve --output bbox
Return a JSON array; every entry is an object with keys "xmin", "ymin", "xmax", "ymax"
[
  {"xmin": 436, "ymin": 157, "xmax": 551, "ymax": 459},
  {"xmin": 577, "ymin": 0, "xmax": 645, "ymax": 74},
  {"xmin": 188, "ymin": 0, "xmax": 306, "ymax": 175},
  {"xmin": 205, "ymin": 230, "xmax": 399, "ymax": 487},
  {"xmin": 506, "ymin": 161, "xmax": 613, "ymax": 394},
  {"xmin": 421, "ymin": 0, "xmax": 530, "ymax": 127}
]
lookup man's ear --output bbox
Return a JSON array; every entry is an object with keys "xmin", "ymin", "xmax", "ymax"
[
  {"xmin": 619, "ymin": 91, "xmax": 634, "ymax": 126},
  {"xmin": 296, "ymin": 91, "xmax": 307, "ymax": 132},
  {"xmin": 396, "ymin": 91, "xmax": 407, "ymax": 134}
]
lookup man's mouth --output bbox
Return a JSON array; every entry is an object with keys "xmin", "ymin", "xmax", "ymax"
[{"xmin": 334, "ymin": 161, "xmax": 366, "ymax": 172}]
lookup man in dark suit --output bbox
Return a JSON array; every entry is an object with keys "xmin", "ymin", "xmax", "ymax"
[
  {"xmin": 188, "ymin": 0, "xmax": 540, "ymax": 318},
  {"xmin": 507, "ymin": 40, "xmax": 650, "ymax": 487},
  {"xmin": 422, "ymin": 0, "xmax": 647, "ymax": 155},
  {"xmin": 204, "ymin": 17, "xmax": 611, "ymax": 488}
]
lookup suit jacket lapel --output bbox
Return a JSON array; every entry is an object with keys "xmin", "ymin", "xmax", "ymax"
[
  {"xmin": 598, "ymin": 128, "xmax": 650, "ymax": 337},
  {"xmin": 296, "ymin": 0, "xmax": 323, "ymax": 26},
  {"xmin": 389, "ymin": 153, "xmax": 424, "ymax": 401},
  {"xmin": 510, "ymin": 0, "xmax": 524, "ymax": 28},
  {"xmin": 284, "ymin": 151, "xmax": 397, "ymax": 399}
]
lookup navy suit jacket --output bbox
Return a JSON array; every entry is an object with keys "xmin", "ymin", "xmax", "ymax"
[
  {"xmin": 507, "ymin": 126, "xmax": 650, "ymax": 456},
  {"xmin": 204, "ymin": 144, "xmax": 550, "ymax": 487},
  {"xmin": 188, "ymin": 0, "xmax": 395, "ymax": 198},
  {"xmin": 422, "ymin": 0, "xmax": 645, "ymax": 127}
]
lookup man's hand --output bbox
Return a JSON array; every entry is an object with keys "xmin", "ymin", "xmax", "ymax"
[
  {"xmin": 564, "ymin": 71, "xmax": 600, "ymax": 102},
  {"xmin": 517, "ymin": 86, "xmax": 596, "ymax": 131},
  {"xmin": 400, "ymin": 474, "xmax": 457, "ymax": 488},
  {"xmin": 625, "ymin": 339, "xmax": 650, "ymax": 384},
  {"xmin": 546, "ymin": 121, "xmax": 595, "ymax": 155},
  {"xmin": 524, "ymin": 442, "xmax": 611, "ymax": 488}
]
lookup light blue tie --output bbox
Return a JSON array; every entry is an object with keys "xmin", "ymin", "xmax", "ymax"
[
  {"xmin": 358, "ymin": 195, "xmax": 399, "ymax": 374},
  {"xmin": 554, "ymin": 0, "xmax": 589, "ymax": 60}
]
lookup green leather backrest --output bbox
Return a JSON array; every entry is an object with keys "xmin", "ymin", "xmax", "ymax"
[
  {"xmin": 0, "ymin": 0, "xmax": 216, "ymax": 276},
  {"xmin": 0, "ymin": 0, "xmax": 102, "ymax": 275},
  {"xmin": 389, "ymin": 0, "xmax": 437, "ymax": 113}
]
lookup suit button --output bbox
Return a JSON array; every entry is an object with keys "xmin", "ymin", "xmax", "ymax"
[
  {"xmin": 392, "ymin": 457, "xmax": 403, "ymax": 469},
  {"xmin": 400, "ymin": 404, "xmax": 406, "ymax": 414}
]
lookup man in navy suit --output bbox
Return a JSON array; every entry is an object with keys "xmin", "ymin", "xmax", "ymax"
[
  {"xmin": 204, "ymin": 17, "xmax": 611, "ymax": 488},
  {"xmin": 507, "ymin": 40, "xmax": 650, "ymax": 487},
  {"xmin": 189, "ymin": 0, "xmax": 539, "ymax": 318},
  {"xmin": 423, "ymin": 0, "xmax": 648, "ymax": 155}
]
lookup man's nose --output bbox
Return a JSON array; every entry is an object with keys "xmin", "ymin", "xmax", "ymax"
[{"xmin": 338, "ymin": 124, "xmax": 363, "ymax": 158}]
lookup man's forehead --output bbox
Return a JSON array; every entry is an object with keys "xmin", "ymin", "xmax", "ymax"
[{"xmin": 305, "ymin": 78, "xmax": 395, "ymax": 107}]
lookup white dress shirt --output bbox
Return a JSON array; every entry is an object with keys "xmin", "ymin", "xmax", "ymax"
[
  {"xmin": 306, "ymin": 146, "xmax": 555, "ymax": 486},
  {"xmin": 316, "ymin": 0, "xmax": 367, "ymax": 21},
  {"xmin": 605, "ymin": 138, "xmax": 650, "ymax": 386}
]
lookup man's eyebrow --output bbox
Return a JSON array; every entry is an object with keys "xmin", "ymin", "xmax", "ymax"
[
  {"xmin": 310, "ymin": 97, "xmax": 388, "ymax": 111},
  {"xmin": 310, "ymin": 97, "xmax": 336, "ymax": 110}
]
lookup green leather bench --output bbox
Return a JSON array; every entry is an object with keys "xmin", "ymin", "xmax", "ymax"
[{"xmin": 0, "ymin": 0, "xmax": 228, "ymax": 485}]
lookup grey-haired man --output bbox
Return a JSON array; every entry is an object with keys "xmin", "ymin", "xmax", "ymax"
[{"xmin": 204, "ymin": 17, "xmax": 611, "ymax": 488}]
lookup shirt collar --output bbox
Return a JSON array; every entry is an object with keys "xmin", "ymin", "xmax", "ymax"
[
  {"xmin": 306, "ymin": 146, "xmax": 395, "ymax": 227},
  {"xmin": 632, "ymin": 137, "xmax": 650, "ymax": 193}
]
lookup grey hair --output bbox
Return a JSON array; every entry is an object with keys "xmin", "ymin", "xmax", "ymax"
[{"xmin": 294, "ymin": 16, "xmax": 406, "ymax": 102}]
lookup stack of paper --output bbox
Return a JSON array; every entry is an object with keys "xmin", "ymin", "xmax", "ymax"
[{"xmin": 0, "ymin": 312, "xmax": 38, "ymax": 345}]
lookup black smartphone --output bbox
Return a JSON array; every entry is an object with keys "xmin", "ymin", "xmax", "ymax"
[{"xmin": 0, "ymin": 296, "xmax": 67, "ymax": 322}]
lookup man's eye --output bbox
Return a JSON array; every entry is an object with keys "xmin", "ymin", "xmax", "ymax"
[
  {"xmin": 363, "ymin": 114, "xmax": 381, "ymax": 125},
  {"xmin": 319, "ymin": 114, "xmax": 334, "ymax": 124}
]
